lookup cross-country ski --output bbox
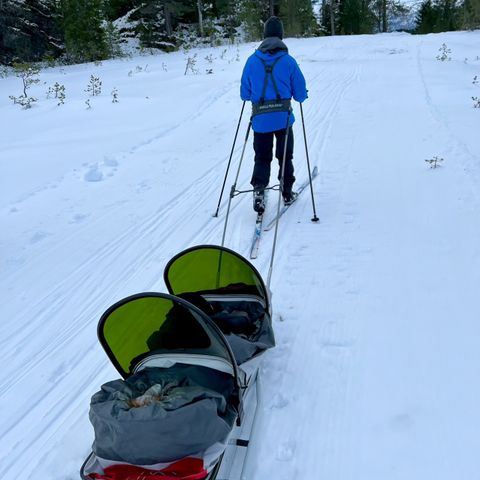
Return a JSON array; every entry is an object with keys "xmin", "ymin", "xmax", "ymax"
[{"xmin": 263, "ymin": 166, "xmax": 319, "ymax": 232}]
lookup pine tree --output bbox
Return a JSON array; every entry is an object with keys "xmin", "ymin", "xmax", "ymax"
[
  {"xmin": 415, "ymin": 0, "xmax": 460, "ymax": 33},
  {"xmin": 1, "ymin": 1, "xmax": 21, "ymax": 64},
  {"xmin": 338, "ymin": 0, "xmax": 375, "ymax": 34},
  {"xmin": 237, "ymin": 0, "xmax": 270, "ymax": 40},
  {"xmin": 320, "ymin": 0, "xmax": 340, "ymax": 34},
  {"xmin": 103, "ymin": 0, "xmax": 135, "ymax": 21},
  {"xmin": 416, "ymin": 0, "xmax": 436, "ymax": 31},
  {"xmin": 434, "ymin": 0, "xmax": 460, "ymax": 31},
  {"xmin": 371, "ymin": 0, "xmax": 388, "ymax": 30},
  {"xmin": 61, "ymin": 0, "xmax": 109, "ymax": 62},
  {"xmin": 128, "ymin": 1, "xmax": 195, "ymax": 50},
  {"xmin": 0, "ymin": 0, "xmax": 63, "ymax": 65},
  {"xmin": 130, "ymin": 1, "xmax": 168, "ymax": 48},
  {"xmin": 279, "ymin": 0, "xmax": 317, "ymax": 36},
  {"xmin": 462, "ymin": 0, "xmax": 480, "ymax": 28},
  {"xmin": 211, "ymin": 0, "xmax": 241, "ymax": 40}
]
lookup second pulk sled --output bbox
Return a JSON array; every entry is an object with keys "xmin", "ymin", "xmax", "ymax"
[{"xmin": 81, "ymin": 245, "xmax": 275, "ymax": 480}]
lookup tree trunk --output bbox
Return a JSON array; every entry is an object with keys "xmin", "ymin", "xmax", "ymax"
[
  {"xmin": 330, "ymin": 0, "xmax": 335, "ymax": 35},
  {"xmin": 164, "ymin": 4, "xmax": 172, "ymax": 36},
  {"xmin": 270, "ymin": 0, "xmax": 275, "ymax": 16},
  {"xmin": 197, "ymin": 0, "xmax": 204, "ymax": 36},
  {"xmin": 382, "ymin": 0, "xmax": 387, "ymax": 31}
]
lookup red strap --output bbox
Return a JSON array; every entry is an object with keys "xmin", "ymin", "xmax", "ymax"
[{"xmin": 88, "ymin": 458, "xmax": 208, "ymax": 480}]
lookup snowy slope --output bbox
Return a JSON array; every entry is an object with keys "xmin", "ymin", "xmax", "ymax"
[{"xmin": 1, "ymin": 30, "xmax": 480, "ymax": 480}]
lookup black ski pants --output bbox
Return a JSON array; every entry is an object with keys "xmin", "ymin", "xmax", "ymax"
[{"xmin": 251, "ymin": 127, "xmax": 295, "ymax": 194}]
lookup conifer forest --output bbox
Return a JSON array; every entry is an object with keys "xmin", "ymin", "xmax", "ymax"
[{"xmin": 0, "ymin": 0, "xmax": 478, "ymax": 66}]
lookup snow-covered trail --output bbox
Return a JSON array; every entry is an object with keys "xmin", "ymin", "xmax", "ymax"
[
  {"xmin": 0, "ymin": 31, "xmax": 479, "ymax": 480},
  {"xmin": 254, "ymin": 33, "xmax": 480, "ymax": 479}
]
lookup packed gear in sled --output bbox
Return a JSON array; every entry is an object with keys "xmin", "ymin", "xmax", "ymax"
[
  {"xmin": 81, "ymin": 245, "xmax": 274, "ymax": 480},
  {"xmin": 163, "ymin": 245, "xmax": 274, "ymax": 365}
]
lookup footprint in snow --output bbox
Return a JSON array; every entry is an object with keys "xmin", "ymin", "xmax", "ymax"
[
  {"xmin": 103, "ymin": 156, "xmax": 118, "ymax": 168},
  {"xmin": 84, "ymin": 157, "xmax": 120, "ymax": 182},
  {"xmin": 29, "ymin": 231, "xmax": 50, "ymax": 244},
  {"xmin": 390, "ymin": 412, "xmax": 415, "ymax": 431},
  {"xmin": 136, "ymin": 181, "xmax": 151, "ymax": 193},
  {"xmin": 70, "ymin": 213, "xmax": 88, "ymax": 224},
  {"xmin": 270, "ymin": 393, "xmax": 289, "ymax": 410},
  {"xmin": 84, "ymin": 165, "xmax": 104, "ymax": 182},
  {"xmin": 276, "ymin": 439, "xmax": 296, "ymax": 461}
]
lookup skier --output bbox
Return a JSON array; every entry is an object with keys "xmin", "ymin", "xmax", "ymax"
[{"xmin": 240, "ymin": 16, "xmax": 308, "ymax": 214}]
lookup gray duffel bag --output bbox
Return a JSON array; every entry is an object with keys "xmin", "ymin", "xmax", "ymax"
[{"xmin": 89, "ymin": 365, "xmax": 236, "ymax": 465}]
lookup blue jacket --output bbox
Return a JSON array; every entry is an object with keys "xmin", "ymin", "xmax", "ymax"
[{"xmin": 240, "ymin": 38, "xmax": 308, "ymax": 133}]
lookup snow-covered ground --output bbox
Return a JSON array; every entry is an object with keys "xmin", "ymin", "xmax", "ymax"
[{"xmin": 1, "ymin": 30, "xmax": 480, "ymax": 480}]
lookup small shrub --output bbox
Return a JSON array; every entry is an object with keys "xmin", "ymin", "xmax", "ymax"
[
  {"xmin": 128, "ymin": 65, "xmax": 148, "ymax": 77},
  {"xmin": 184, "ymin": 54, "xmax": 199, "ymax": 75},
  {"xmin": 85, "ymin": 75, "xmax": 102, "ymax": 96},
  {"xmin": 472, "ymin": 96, "xmax": 480, "ymax": 108},
  {"xmin": 1, "ymin": 66, "xmax": 11, "ymax": 78},
  {"xmin": 47, "ymin": 82, "xmax": 66, "ymax": 105},
  {"xmin": 436, "ymin": 43, "xmax": 451, "ymax": 62},
  {"xmin": 111, "ymin": 87, "xmax": 119, "ymax": 103},
  {"xmin": 9, "ymin": 94, "xmax": 37, "ymax": 108},
  {"xmin": 425, "ymin": 156, "xmax": 444, "ymax": 168},
  {"xmin": 9, "ymin": 63, "xmax": 41, "ymax": 109}
]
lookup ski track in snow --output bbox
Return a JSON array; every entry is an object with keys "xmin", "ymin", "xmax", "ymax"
[
  {"xmin": 245, "ymin": 33, "xmax": 480, "ymax": 480},
  {"xmin": 0, "ymin": 106, "xmax": 248, "ymax": 468},
  {"xmin": 0, "ymin": 64, "xmax": 250, "ymax": 480},
  {"xmin": 416, "ymin": 40, "xmax": 480, "ymax": 203},
  {"xmin": 1, "ymin": 32, "xmax": 480, "ymax": 480}
]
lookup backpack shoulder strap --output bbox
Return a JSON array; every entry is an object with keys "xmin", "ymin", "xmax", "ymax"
[{"xmin": 255, "ymin": 54, "xmax": 284, "ymax": 103}]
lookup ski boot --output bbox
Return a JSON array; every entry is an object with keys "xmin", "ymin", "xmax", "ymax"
[
  {"xmin": 283, "ymin": 191, "xmax": 298, "ymax": 206},
  {"xmin": 253, "ymin": 187, "xmax": 265, "ymax": 214}
]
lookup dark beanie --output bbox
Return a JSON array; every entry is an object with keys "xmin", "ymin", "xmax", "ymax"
[{"xmin": 263, "ymin": 16, "xmax": 284, "ymax": 39}]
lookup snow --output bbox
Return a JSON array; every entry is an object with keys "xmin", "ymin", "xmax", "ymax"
[{"xmin": 1, "ymin": 30, "xmax": 480, "ymax": 479}]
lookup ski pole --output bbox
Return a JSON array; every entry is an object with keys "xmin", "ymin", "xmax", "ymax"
[
  {"xmin": 267, "ymin": 111, "xmax": 291, "ymax": 288},
  {"xmin": 213, "ymin": 101, "xmax": 246, "ymax": 217},
  {"xmin": 221, "ymin": 121, "xmax": 252, "ymax": 248},
  {"xmin": 300, "ymin": 102, "xmax": 319, "ymax": 222}
]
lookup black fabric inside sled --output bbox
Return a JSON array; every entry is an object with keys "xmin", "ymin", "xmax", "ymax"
[
  {"xmin": 99, "ymin": 294, "xmax": 237, "ymax": 378},
  {"xmin": 163, "ymin": 245, "xmax": 270, "ymax": 314},
  {"xmin": 90, "ymin": 365, "xmax": 237, "ymax": 465},
  {"xmin": 208, "ymin": 298, "xmax": 275, "ymax": 365},
  {"xmin": 145, "ymin": 299, "xmax": 211, "ymax": 351},
  {"xmin": 177, "ymin": 292, "xmax": 275, "ymax": 365}
]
